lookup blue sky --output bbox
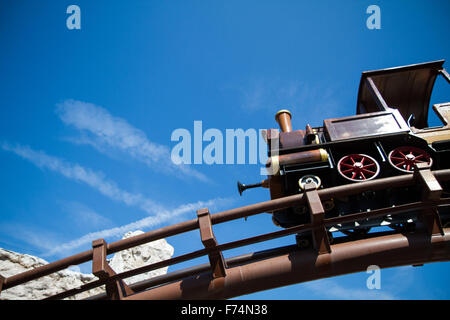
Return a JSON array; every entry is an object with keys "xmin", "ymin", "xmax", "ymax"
[{"xmin": 0, "ymin": 0, "xmax": 449, "ymax": 299}]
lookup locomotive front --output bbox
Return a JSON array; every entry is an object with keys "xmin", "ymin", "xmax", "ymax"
[{"xmin": 238, "ymin": 60, "xmax": 450, "ymax": 245}]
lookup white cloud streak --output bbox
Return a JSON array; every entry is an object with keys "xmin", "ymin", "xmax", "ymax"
[
  {"xmin": 55, "ymin": 99, "xmax": 209, "ymax": 182},
  {"xmin": 43, "ymin": 197, "xmax": 231, "ymax": 257},
  {"xmin": 238, "ymin": 77, "xmax": 345, "ymax": 127},
  {"xmin": 1, "ymin": 142, "xmax": 166, "ymax": 214},
  {"xmin": 302, "ymin": 278, "xmax": 396, "ymax": 300},
  {"xmin": 1, "ymin": 142, "xmax": 233, "ymax": 257},
  {"xmin": 62, "ymin": 201, "xmax": 113, "ymax": 229}
]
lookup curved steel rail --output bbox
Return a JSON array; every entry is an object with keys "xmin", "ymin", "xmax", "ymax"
[
  {"xmin": 0, "ymin": 168, "xmax": 449, "ymax": 300},
  {"xmin": 124, "ymin": 228, "xmax": 450, "ymax": 300}
]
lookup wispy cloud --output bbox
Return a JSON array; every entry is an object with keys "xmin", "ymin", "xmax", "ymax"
[
  {"xmin": 0, "ymin": 224, "xmax": 62, "ymax": 255},
  {"xmin": 62, "ymin": 201, "xmax": 113, "ymax": 229},
  {"xmin": 1, "ymin": 142, "xmax": 236, "ymax": 256},
  {"xmin": 1, "ymin": 142, "xmax": 166, "ymax": 214},
  {"xmin": 43, "ymin": 197, "xmax": 231, "ymax": 257},
  {"xmin": 302, "ymin": 278, "xmax": 396, "ymax": 300},
  {"xmin": 1, "ymin": 141, "xmax": 233, "ymax": 257},
  {"xmin": 0, "ymin": 196, "xmax": 232, "ymax": 257},
  {"xmin": 238, "ymin": 77, "xmax": 345, "ymax": 127},
  {"xmin": 55, "ymin": 99, "xmax": 209, "ymax": 182}
]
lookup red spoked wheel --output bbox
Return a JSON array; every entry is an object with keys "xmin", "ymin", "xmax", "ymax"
[
  {"xmin": 388, "ymin": 146, "xmax": 432, "ymax": 173},
  {"xmin": 337, "ymin": 154, "xmax": 380, "ymax": 182}
]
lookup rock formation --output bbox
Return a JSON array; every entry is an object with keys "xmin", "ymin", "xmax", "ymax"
[
  {"xmin": 0, "ymin": 230, "xmax": 174, "ymax": 300},
  {"xmin": 108, "ymin": 230, "xmax": 174, "ymax": 285}
]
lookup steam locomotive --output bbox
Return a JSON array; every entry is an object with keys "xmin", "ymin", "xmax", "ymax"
[{"xmin": 238, "ymin": 60, "xmax": 450, "ymax": 241}]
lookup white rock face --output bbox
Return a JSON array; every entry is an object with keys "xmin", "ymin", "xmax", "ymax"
[
  {"xmin": 108, "ymin": 230, "xmax": 174, "ymax": 285},
  {"xmin": 0, "ymin": 248, "xmax": 102, "ymax": 300},
  {"xmin": 0, "ymin": 230, "xmax": 174, "ymax": 300}
]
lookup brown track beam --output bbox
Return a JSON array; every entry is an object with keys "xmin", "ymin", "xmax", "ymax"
[
  {"xmin": 3, "ymin": 169, "xmax": 450, "ymax": 292},
  {"xmin": 124, "ymin": 227, "xmax": 450, "ymax": 300}
]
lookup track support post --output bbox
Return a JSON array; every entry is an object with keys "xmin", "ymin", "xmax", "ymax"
[
  {"xmin": 197, "ymin": 208, "xmax": 227, "ymax": 278},
  {"xmin": 304, "ymin": 183, "xmax": 331, "ymax": 254},
  {"xmin": 92, "ymin": 239, "xmax": 134, "ymax": 300},
  {"xmin": 414, "ymin": 163, "xmax": 444, "ymax": 236}
]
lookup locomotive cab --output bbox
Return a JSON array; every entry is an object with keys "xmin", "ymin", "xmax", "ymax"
[{"xmin": 238, "ymin": 60, "xmax": 450, "ymax": 239}]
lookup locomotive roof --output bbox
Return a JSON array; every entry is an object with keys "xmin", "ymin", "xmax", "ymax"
[{"xmin": 356, "ymin": 59, "xmax": 446, "ymax": 129}]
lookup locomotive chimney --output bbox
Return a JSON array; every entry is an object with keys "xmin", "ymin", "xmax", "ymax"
[{"xmin": 275, "ymin": 109, "xmax": 292, "ymax": 132}]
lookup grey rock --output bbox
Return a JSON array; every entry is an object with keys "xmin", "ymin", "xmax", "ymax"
[{"xmin": 0, "ymin": 230, "xmax": 174, "ymax": 300}]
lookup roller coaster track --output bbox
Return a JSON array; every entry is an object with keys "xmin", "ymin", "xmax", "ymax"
[{"xmin": 1, "ymin": 167, "xmax": 450, "ymax": 300}]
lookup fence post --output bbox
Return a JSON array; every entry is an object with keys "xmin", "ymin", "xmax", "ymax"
[
  {"xmin": 304, "ymin": 182, "xmax": 331, "ymax": 254},
  {"xmin": 414, "ymin": 163, "xmax": 444, "ymax": 236},
  {"xmin": 197, "ymin": 208, "xmax": 227, "ymax": 278},
  {"xmin": 92, "ymin": 239, "xmax": 134, "ymax": 300}
]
